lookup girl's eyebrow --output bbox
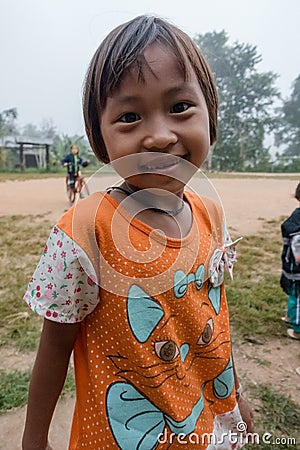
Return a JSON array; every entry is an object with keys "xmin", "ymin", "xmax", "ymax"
[
  {"xmin": 165, "ymin": 84, "xmax": 197, "ymax": 96},
  {"xmin": 113, "ymin": 83, "xmax": 198, "ymax": 106},
  {"xmin": 112, "ymin": 95, "xmax": 140, "ymax": 105}
]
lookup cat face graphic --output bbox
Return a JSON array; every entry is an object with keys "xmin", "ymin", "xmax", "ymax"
[{"xmin": 108, "ymin": 282, "xmax": 233, "ymax": 421}]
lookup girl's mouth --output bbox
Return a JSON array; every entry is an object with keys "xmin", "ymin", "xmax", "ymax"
[
  {"xmin": 139, "ymin": 155, "xmax": 184, "ymax": 173},
  {"xmin": 110, "ymin": 152, "xmax": 196, "ymax": 184}
]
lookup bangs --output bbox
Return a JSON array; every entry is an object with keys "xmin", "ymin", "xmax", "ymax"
[{"xmin": 99, "ymin": 17, "xmax": 193, "ymax": 107}]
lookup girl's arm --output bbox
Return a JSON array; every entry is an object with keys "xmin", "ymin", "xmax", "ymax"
[
  {"xmin": 22, "ymin": 318, "xmax": 81, "ymax": 450},
  {"xmin": 232, "ymin": 355, "xmax": 255, "ymax": 434}
]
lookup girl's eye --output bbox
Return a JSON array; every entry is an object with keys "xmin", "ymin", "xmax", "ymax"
[
  {"xmin": 154, "ymin": 340, "xmax": 179, "ymax": 362},
  {"xmin": 119, "ymin": 112, "xmax": 140, "ymax": 123},
  {"xmin": 170, "ymin": 102, "xmax": 190, "ymax": 114}
]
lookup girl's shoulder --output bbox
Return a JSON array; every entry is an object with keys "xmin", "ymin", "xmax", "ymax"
[
  {"xmin": 57, "ymin": 191, "xmax": 109, "ymax": 237},
  {"xmin": 185, "ymin": 191, "xmax": 223, "ymax": 223}
]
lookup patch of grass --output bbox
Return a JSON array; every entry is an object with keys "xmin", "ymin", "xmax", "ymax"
[
  {"xmin": 0, "ymin": 214, "xmax": 78, "ymax": 414},
  {"xmin": 244, "ymin": 384, "xmax": 300, "ymax": 449},
  {"xmin": 0, "ymin": 168, "xmax": 104, "ymax": 182},
  {"xmin": 204, "ymin": 172, "xmax": 300, "ymax": 180},
  {"xmin": 0, "ymin": 368, "xmax": 75, "ymax": 413},
  {"xmin": 0, "ymin": 215, "xmax": 52, "ymax": 350},
  {"xmin": 253, "ymin": 358, "xmax": 271, "ymax": 367},
  {"xmin": 0, "ymin": 370, "xmax": 30, "ymax": 413},
  {"xmin": 257, "ymin": 385, "xmax": 300, "ymax": 433},
  {"xmin": 62, "ymin": 368, "xmax": 76, "ymax": 395},
  {"xmin": 2, "ymin": 169, "xmax": 298, "ymax": 183},
  {"xmin": 0, "ymin": 172, "xmax": 66, "ymax": 182},
  {"xmin": 227, "ymin": 219, "xmax": 288, "ymax": 338}
]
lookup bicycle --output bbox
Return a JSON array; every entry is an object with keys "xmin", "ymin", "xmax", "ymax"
[{"xmin": 66, "ymin": 173, "xmax": 90, "ymax": 204}]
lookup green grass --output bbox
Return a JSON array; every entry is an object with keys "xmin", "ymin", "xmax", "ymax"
[
  {"xmin": 244, "ymin": 385, "xmax": 300, "ymax": 449},
  {"xmin": 0, "ymin": 368, "xmax": 75, "ymax": 414},
  {"xmin": 0, "ymin": 171, "xmax": 66, "ymax": 181},
  {"xmin": 0, "ymin": 170, "xmax": 97, "ymax": 182},
  {"xmin": 0, "ymin": 214, "xmax": 51, "ymax": 349},
  {"xmin": 227, "ymin": 219, "xmax": 300, "ymax": 448},
  {"xmin": 0, "ymin": 214, "xmax": 77, "ymax": 414},
  {"xmin": 205, "ymin": 172, "xmax": 300, "ymax": 180},
  {"xmin": 0, "ymin": 370, "xmax": 30, "ymax": 413},
  {"xmin": 1, "ymin": 169, "xmax": 299, "ymax": 183},
  {"xmin": 227, "ymin": 219, "xmax": 288, "ymax": 337}
]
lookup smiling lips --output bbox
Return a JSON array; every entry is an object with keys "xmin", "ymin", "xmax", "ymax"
[{"xmin": 139, "ymin": 155, "xmax": 184, "ymax": 173}]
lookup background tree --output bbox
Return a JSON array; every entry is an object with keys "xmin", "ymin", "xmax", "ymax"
[
  {"xmin": 0, "ymin": 109, "xmax": 99, "ymax": 171},
  {"xmin": 0, "ymin": 108, "xmax": 19, "ymax": 169},
  {"xmin": 275, "ymin": 74, "xmax": 300, "ymax": 172},
  {"xmin": 0, "ymin": 108, "xmax": 18, "ymax": 140},
  {"xmin": 194, "ymin": 31, "xmax": 280, "ymax": 171},
  {"xmin": 22, "ymin": 118, "xmax": 57, "ymax": 140}
]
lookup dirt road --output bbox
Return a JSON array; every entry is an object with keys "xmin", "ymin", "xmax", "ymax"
[{"xmin": 1, "ymin": 174, "xmax": 298, "ymax": 234}]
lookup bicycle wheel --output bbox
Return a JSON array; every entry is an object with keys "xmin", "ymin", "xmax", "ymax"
[
  {"xmin": 79, "ymin": 178, "xmax": 90, "ymax": 199},
  {"xmin": 66, "ymin": 177, "xmax": 76, "ymax": 204},
  {"xmin": 69, "ymin": 186, "xmax": 76, "ymax": 203}
]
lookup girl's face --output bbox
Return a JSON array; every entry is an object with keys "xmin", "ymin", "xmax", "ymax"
[{"xmin": 101, "ymin": 43, "xmax": 210, "ymax": 194}]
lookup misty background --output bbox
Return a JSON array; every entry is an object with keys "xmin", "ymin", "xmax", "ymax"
[
  {"xmin": 0, "ymin": 0, "xmax": 299, "ymax": 171},
  {"xmin": 1, "ymin": 0, "xmax": 299, "ymax": 135}
]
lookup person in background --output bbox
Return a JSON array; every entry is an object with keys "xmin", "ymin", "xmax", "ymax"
[
  {"xmin": 280, "ymin": 182, "xmax": 300, "ymax": 341},
  {"xmin": 61, "ymin": 144, "xmax": 83, "ymax": 187},
  {"xmin": 22, "ymin": 15, "xmax": 253, "ymax": 450}
]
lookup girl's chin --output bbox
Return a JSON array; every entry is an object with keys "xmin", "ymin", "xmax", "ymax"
[{"xmin": 125, "ymin": 175, "xmax": 185, "ymax": 193}]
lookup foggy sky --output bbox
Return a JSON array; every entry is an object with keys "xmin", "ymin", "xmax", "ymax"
[{"xmin": 1, "ymin": 0, "xmax": 299, "ymax": 136}]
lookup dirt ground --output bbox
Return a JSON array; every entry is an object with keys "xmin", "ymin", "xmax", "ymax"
[
  {"xmin": 0, "ymin": 174, "xmax": 300, "ymax": 449},
  {"xmin": 1, "ymin": 173, "xmax": 299, "ymax": 235}
]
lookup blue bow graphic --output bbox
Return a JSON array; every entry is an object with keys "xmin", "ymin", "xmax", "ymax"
[
  {"xmin": 106, "ymin": 357, "xmax": 234, "ymax": 449},
  {"xmin": 107, "ymin": 382, "xmax": 204, "ymax": 450},
  {"xmin": 173, "ymin": 265, "xmax": 205, "ymax": 298}
]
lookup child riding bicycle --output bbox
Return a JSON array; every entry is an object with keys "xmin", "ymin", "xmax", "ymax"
[
  {"xmin": 62, "ymin": 144, "xmax": 89, "ymax": 203},
  {"xmin": 61, "ymin": 144, "xmax": 83, "ymax": 189}
]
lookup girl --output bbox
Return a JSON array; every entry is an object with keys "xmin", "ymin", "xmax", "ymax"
[{"xmin": 22, "ymin": 15, "xmax": 253, "ymax": 450}]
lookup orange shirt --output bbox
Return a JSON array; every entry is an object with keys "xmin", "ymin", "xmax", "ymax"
[{"xmin": 25, "ymin": 192, "xmax": 244, "ymax": 449}]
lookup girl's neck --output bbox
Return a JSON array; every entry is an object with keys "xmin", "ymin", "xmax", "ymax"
[
  {"xmin": 107, "ymin": 182, "xmax": 193, "ymax": 239},
  {"xmin": 119, "ymin": 181, "xmax": 185, "ymax": 216}
]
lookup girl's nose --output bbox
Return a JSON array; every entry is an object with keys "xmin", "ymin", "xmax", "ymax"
[{"xmin": 143, "ymin": 119, "xmax": 178, "ymax": 150}]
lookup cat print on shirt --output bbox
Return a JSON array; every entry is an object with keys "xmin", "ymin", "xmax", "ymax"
[{"xmin": 106, "ymin": 265, "xmax": 235, "ymax": 450}]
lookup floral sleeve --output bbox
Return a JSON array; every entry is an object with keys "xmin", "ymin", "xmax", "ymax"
[{"xmin": 24, "ymin": 225, "xmax": 99, "ymax": 323}]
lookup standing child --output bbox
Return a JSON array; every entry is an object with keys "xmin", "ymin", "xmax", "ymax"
[
  {"xmin": 22, "ymin": 15, "xmax": 253, "ymax": 450},
  {"xmin": 280, "ymin": 182, "xmax": 300, "ymax": 340}
]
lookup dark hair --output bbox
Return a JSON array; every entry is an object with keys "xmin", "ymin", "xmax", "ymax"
[
  {"xmin": 83, "ymin": 15, "xmax": 218, "ymax": 163},
  {"xmin": 295, "ymin": 182, "xmax": 300, "ymax": 201}
]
